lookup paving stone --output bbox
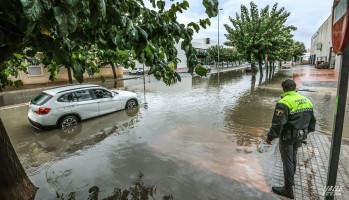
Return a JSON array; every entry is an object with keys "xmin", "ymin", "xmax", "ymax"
[{"xmin": 272, "ymin": 133, "xmax": 349, "ymax": 199}]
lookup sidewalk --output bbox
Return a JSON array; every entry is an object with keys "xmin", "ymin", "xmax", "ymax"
[
  {"xmin": 272, "ymin": 64, "xmax": 349, "ymax": 199},
  {"xmin": 1, "ymin": 73, "xmax": 141, "ymax": 93},
  {"xmin": 293, "ymin": 65, "xmax": 339, "ymax": 89},
  {"xmin": 0, "ymin": 74, "xmax": 142, "ymax": 107}
]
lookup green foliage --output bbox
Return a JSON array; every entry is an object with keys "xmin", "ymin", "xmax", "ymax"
[
  {"xmin": 0, "ymin": 0, "xmax": 219, "ymax": 87},
  {"xmin": 221, "ymin": 48, "xmax": 238, "ymax": 63},
  {"xmin": 203, "ymin": 0, "xmax": 219, "ymax": 17},
  {"xmin": 291, "ymin": 41, "xmax": 307, "ymax": 57},
  {"xmin": 206, "ymin": 45, "xmax": 238, "ymax": 64},
  {"xmin": 207, "ymin": 45, "xmax": 221, "ymax": 63},
  {"xmin": 0, "ymin": 48, "xmax": 40, "ymax": 88},
  {"xmin": 224, "ymin": 1, "xmax": 296, "ymax": 75}
]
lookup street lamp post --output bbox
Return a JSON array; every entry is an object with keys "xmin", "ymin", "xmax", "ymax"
[{"xmin": 217, "ymin": 8, "xmax": 223, "ymax": 73}]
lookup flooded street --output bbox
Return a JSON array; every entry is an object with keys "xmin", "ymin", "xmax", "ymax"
[{"xmin": 1, "ymin": 69, "xmax": 348, "ymax": 199}]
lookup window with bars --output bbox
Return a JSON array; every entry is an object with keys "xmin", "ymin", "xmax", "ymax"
[{"xmin": 27, "ymin": 65, "xmax": 43, "ymax": 76}]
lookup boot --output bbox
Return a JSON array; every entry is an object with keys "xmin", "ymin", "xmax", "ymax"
[{"xmin": 272, "ymin": 186, "xmax": 294, "ymax": 199}]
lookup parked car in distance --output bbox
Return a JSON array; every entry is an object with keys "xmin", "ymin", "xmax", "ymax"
[
  {"xmin": 129, "ymin": 68, "xmax": 144, "ymax": 75},
  {"xmin": 245, "ymin": 66, "xmax": 252, "ymax": 72},
  {"xmin": 245, "ymin": 65, "xmax": 259, "ymax": 73},
  {"xmin": 28, "ymin": 84, "xmax": 138, "ymax": 130}
]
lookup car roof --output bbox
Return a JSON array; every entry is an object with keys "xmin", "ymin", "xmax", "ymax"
[{"xmin": 44, "ymin": 84, "xmax": 102, "ymax": 95}]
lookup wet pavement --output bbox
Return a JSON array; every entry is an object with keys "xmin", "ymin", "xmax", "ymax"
[
  {"xmin": 273, "ymin": 133, "xmax": 349, "ymax": 200},
  {"xmin": 0, "ymin": 65, "xmax": 349, "ymax": 199}
]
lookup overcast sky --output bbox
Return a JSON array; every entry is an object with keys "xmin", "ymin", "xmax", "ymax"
[{"xmin": 171, "ymin": 0, "xmax": 333, "ymax": 49}]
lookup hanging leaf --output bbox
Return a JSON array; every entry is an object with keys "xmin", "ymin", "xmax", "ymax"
[
  {"xmin": 20, "ymin": 0, "xmax": 43, "ymax": 21},
  {"xmin": 202, "ymin": 0, "xmax": 218, "ymax": 17},
  {"xmin": 188, "ymin": 22, "xmax": 200, "ymax": 33},
  {"xmin": 53, "ymin": 7, "xmax": 69, "ymax": 37},
  {"xmin": 14, "ymin": 53, "xmax": 22, "ymax": 60},
  {"xmin": 157, "ymin": 0, "xmax": 165, "ymax": 12}
]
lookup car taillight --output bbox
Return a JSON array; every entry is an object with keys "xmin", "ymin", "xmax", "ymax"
[{"xmin": 35, "ymin": 107, "xmax": 51, "ymax": 115}]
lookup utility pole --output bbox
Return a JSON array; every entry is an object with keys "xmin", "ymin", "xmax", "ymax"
[{"xmin": 217, "ymin": 8, "xmax": 223, "ymax": 74}]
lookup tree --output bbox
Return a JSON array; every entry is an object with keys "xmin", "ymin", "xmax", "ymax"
[
  {"xmin": 0, "ymin": 0, "xmax": 218, "ymax": 88},
  {"xmin": 291, "ymin": 40, "xmax": 306, "ymax": 63},
  {"xmin": 220, "ymin": 48, "xmax": 238, "ymax": 67},
  {"xmin": 207, "ymin": 46, "xmax": 238, "ymax": 68},
  {"xmin": 224, "ymin": 2, "xmax": 296, "ymax": 78},
  {"xmin": 0, "ymin": 0, "xmax": 219, "ymax": 199},
  {"xmin": 206, "ymin": 45, "xmax": 222, "ymax": 67}
]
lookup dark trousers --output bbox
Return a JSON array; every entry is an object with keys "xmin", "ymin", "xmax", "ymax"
[{"xmin": 279, "ymin": 136, "xmax": 301, "ymax": 189}]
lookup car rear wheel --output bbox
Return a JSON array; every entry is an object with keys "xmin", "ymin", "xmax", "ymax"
[
  {"xmin": 59, "ymin": 115, "xmax": 79, "ymax": 128},
  {"xmin": 126, "ymin": 99, "xmax": 137, "ymax": 109}
]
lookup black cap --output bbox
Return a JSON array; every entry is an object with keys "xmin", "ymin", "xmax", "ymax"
[{"xmin": 281, "ymin": 79, "xmax": 296, "ymax": 91}]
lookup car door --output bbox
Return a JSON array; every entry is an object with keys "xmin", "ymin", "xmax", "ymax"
[
  {"xmin": 92, "ymin": 89, "xmax": 121, "ymax": 115},
  {"xmin": 70, "ymin": 90, "xmax": 100, "ymax": 120}
]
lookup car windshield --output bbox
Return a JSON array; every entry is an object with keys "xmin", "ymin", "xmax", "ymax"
[{"xmin": 31, "ymin": 92, "xmax": 53, "ymax": 105}]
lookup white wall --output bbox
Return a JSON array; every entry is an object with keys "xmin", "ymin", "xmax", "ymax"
[
  {"xmin": 310, "ymin": 15, "xmax": 340, "ymax": 70},
  {"xmin": 175, "ymin": 38, "xmax": 218, "ymax": 69}
]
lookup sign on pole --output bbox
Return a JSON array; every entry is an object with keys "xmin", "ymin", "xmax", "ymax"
[
  {"xmin": 332, "ymin": 0, "xmax": 349, "ymax": 54},
  {"xmin": 326, "ymin": 1, "xmax": 349, "ymax": 200}
]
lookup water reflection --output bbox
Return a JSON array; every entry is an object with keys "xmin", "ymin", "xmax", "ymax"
[
  {"xmin": 1, "ymin": 106, "xmax": 141, "ymax": 176},
  {"xmin": 224, "ymin": 85, "xmax": 281, "ymax": 149},
  {"xmin": 56, "ymin": 172, "xmax": 173, "ymax": 200},
  {"xmin": 205, "ymin": 69, "xmax": 244, "ymax": 87}
]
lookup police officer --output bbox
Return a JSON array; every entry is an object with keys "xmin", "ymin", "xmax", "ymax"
[{"xmin": 266, "ymin": 79, "xmax": 316, "ymax": 199}]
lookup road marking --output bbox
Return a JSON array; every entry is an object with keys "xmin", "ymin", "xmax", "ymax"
[{"xmin": 0, "ymin": 103, "xmax": 29, "ymax": 110}]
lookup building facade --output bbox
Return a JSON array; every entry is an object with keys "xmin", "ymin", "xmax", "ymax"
[
  {"xmin": 310, "ymin": 15, "xmax": 340, "ymax": 70},
  {"xmin": 175, "ymin": 38, "xmax": 218, "ymax": 68}
]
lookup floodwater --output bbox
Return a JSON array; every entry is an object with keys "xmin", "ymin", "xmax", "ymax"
[{"xmin": 1, "ymin": 69, "xmax": 348, "ymax": 200}]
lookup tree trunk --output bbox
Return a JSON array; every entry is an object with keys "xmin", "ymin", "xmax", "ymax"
[
  {"xmin": 0, "ymin": 118, "xmax": 38, "ymax": 200},
  {"xmin": 258, "ymin": 59, "xmax": 263, "ymax": 78},
  {"xmin": 111, "ymin": 63, "xmax": 117, "ymax": 79},
  {"xmin": 67, "ymin": 67, "xmax": 73, "ymax": 84},
  {"xmin": 268, "ymin": 62, "xmax": 272, "ymax": 80},
  {"xmin": 251, "ymin": 63, "xmax": 256, "ymax": 76},
  {"xmin": 251, "ymin": 75, "xmax": 256, "ymax": 90},
  {"xmin": 265, "ymin": 61, "xmax": 269, "ymax": 82},
  {"xmin": 258, "ymin": 74, "xmax": 263, "ymax": 86}
]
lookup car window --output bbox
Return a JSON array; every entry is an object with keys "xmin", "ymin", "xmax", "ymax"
[
  {"xmin": 75, "ymin": 90, "xmax": 93, "ymax": 101},
  {"xmin": 93, "ymin": 89, "xmax": 112, "ymax": 99},
  {"xmin": 31, "ymin": 92, "xmax": 53, "ymax": 105},
  {"xmin": 57, "ymin": 93, "xmax": 78, "ymax": 102}
]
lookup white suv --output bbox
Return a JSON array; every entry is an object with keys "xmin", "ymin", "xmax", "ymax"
[
  {"xmin": 28, "ymin": 84, "xmax": 138, "ymax": 129},
  {"xmin": 129, "ymin": 68, "xmax": 144, "ymax": 75}
]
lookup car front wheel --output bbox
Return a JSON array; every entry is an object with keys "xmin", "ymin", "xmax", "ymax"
[
  {"xmin": 126, "ymin": 99, "xmax": 138, "ymax": 109},
  {"xmin": 59, "ymin": 115, "xmax": 79, "ymax": 128}
]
